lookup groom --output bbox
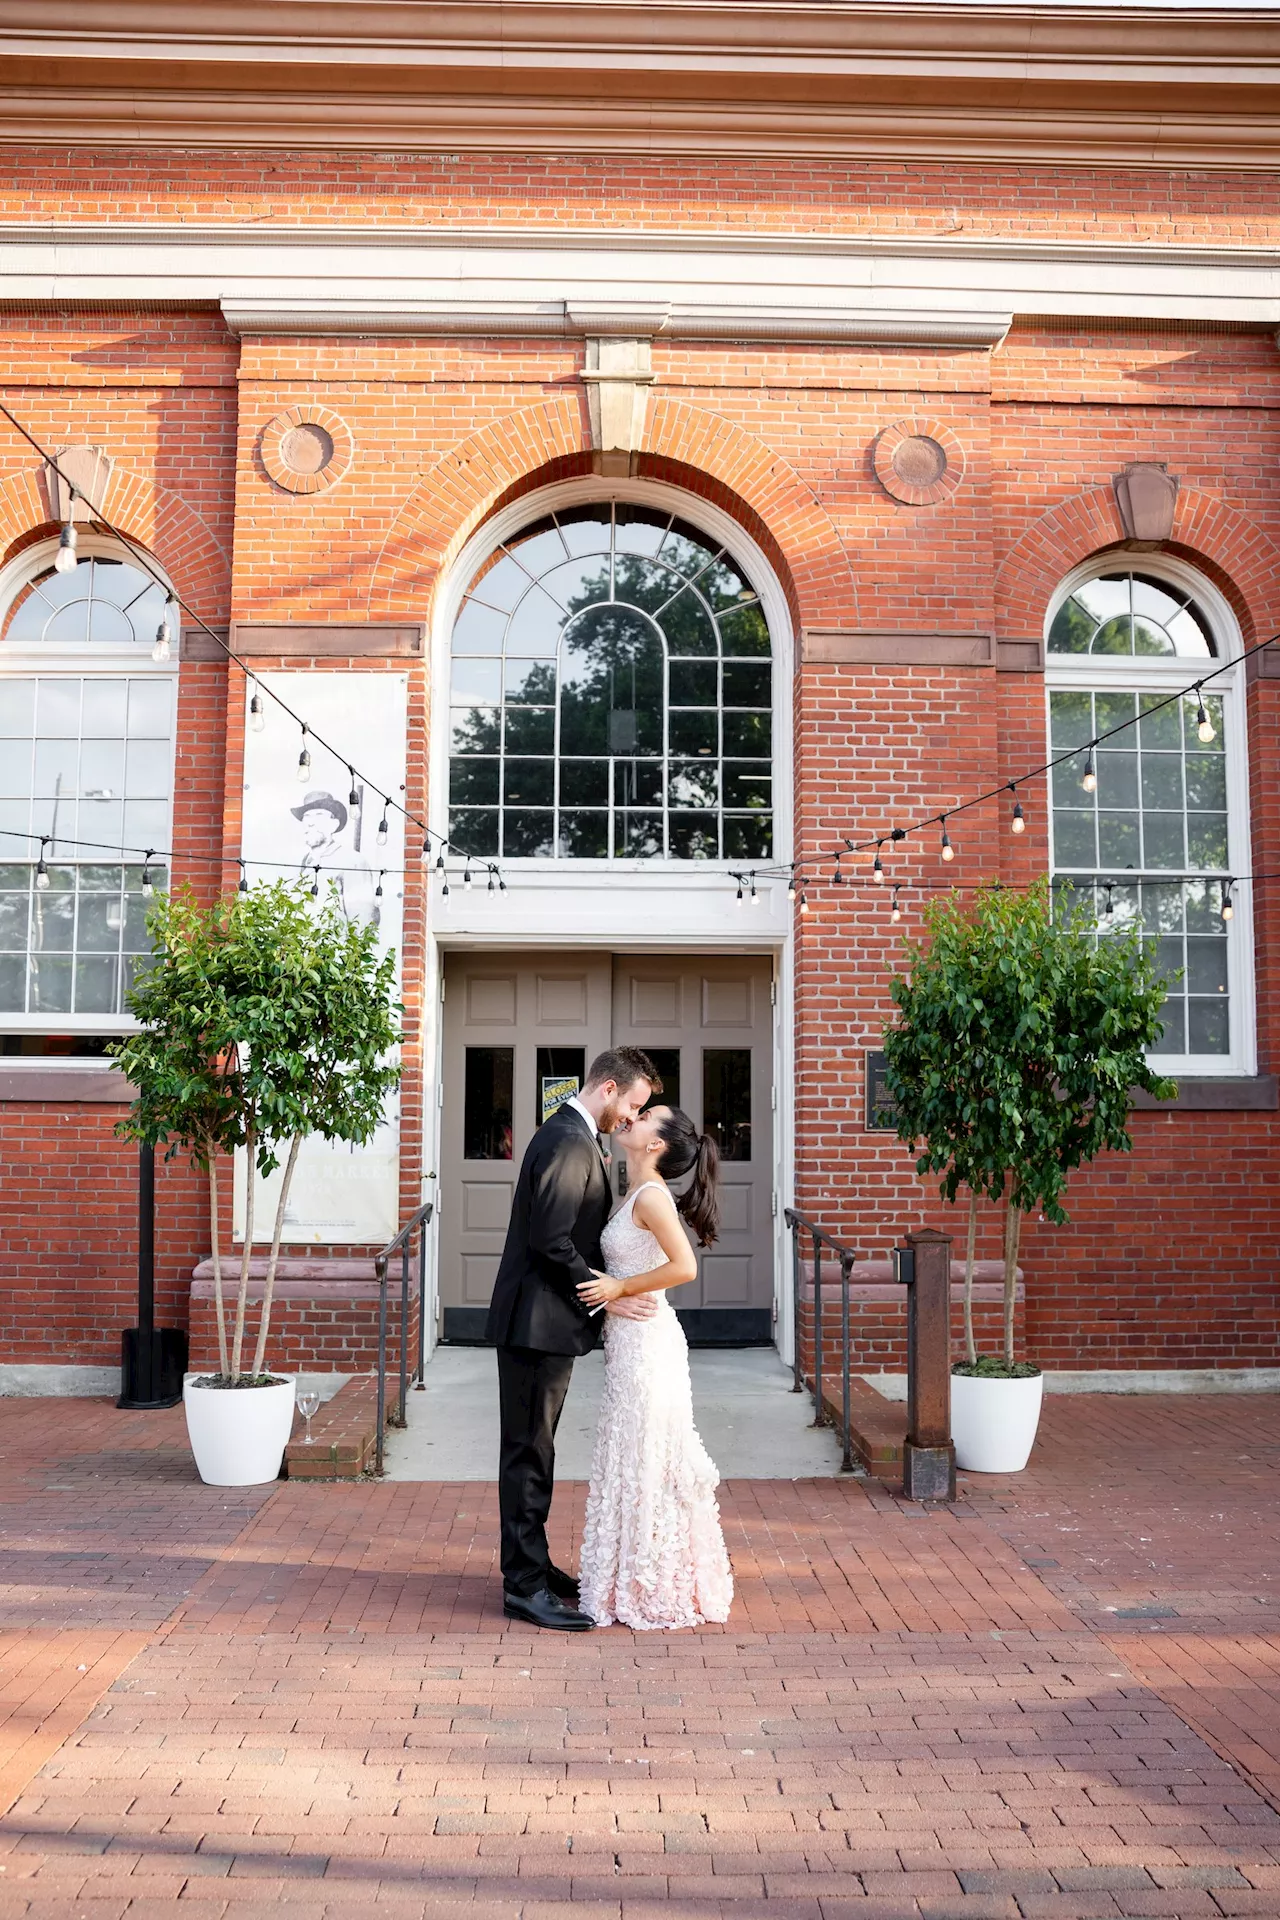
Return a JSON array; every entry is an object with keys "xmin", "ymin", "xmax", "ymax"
[{"xmin": 487, "ymin": 1046, "xmax": 659, "ymax": 1631}]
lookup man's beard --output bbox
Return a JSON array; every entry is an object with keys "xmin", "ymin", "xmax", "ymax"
[{"xmin": 596, "ymin": 1095, "xmax": 630, "ymax": 1135}]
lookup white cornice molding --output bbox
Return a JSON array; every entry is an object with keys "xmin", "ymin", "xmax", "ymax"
[{"xmin": 1, "ymin": 224, "xmax": 1278, "ymax": 339}]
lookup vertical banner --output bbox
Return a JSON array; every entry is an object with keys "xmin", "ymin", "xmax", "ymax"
[{"xmin": 233, "ymin": 671, "xmax": 408, "ymax": 1245}]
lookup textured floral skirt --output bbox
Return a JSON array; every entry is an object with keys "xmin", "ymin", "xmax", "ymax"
[{"xmin": 578, "ymin": 1301, "xmax": 734, "ymax": 1630}]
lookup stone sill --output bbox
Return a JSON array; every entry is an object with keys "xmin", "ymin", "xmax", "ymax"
[{"xmin": 1131, "ymin": 1075, "xmax": 1277, "ymax": 1110}]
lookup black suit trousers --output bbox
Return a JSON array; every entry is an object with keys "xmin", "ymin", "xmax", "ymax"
[{"xmin": 496, "ymin": 1344, "xmax": 575, "ymax": 1596}]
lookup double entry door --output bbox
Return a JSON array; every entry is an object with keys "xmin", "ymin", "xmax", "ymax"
[{"xmin": 438, "ymin": 950, "xmax": 774, "ymax": 1344}]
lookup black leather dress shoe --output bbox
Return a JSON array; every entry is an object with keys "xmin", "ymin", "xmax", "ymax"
[
  {"xmin": 503, "ymin": 1586, "xmax": 594, "ymax": 1632},
  {"xmin": 546, "ymin": 1564, "xmax": 580, "ymax": 1603}
]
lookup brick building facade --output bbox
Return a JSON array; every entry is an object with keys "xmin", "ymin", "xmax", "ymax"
[{"xmin": 0, "ymin": 5, "xmax": 1277, "ymax": 1389}]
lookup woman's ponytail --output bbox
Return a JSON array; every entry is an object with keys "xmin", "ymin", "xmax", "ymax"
[{"xmin": 653, "ymin": 1108, "xmax": 721, "ymax": 1247}]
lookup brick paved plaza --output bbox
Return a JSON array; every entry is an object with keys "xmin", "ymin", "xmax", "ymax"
[{"xmin": 0, "ymin": 1393, "xmax": 1278, "ymax": 1920}]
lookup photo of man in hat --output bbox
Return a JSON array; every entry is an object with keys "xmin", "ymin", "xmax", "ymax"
[{"xmin": 291, "ymin": 788, "xmax": 379, "ymax": 929}]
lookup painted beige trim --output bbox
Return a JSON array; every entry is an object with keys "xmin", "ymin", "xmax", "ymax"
[
  {"xmin": 0, "ymin": 4, "xmax": 1276, "ymax": 164},
  {"xmin": 3, "ymin": 224, "xmax": 1278, "ymax": 339},
  {"xmin": 0, "ymin": 1064, "xmax": 132, "ymax": 1102},
  {"xmin": 226, "ymin": 623, "xmax": 426, "ymax": 658},
  {"xmin": 802, "ymin": 631, "xmax": 994, "ymax": 667}
]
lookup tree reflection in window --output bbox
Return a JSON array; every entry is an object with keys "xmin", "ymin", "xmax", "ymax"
[{"xmin": 448, "ymin": 505, "xmax": 773, "ymax": 860}]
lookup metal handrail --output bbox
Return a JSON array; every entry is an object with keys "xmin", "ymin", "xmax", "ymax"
[
  {"xmin": 373, "ymin": 1200, "xmax": 434, "ymax": 1474},
  {"xmin": 784, "ymin": 1207, "xmax": 863, "ymax": 1475}
]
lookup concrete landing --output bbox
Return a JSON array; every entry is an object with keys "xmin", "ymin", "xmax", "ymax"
[{"xmin": 380, "ymin": 1343, "xmax": 849, "ymax": 1480}]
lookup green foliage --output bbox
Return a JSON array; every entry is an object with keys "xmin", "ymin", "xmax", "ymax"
[
  {"xmin": 952, "ymin": 1356, "xmax": 1041, "ymax": 1380},
  {"xmin": 110, "ymin": 881, "xmax": 402, "ymax": 1383},
  {"xmin": 883, "ymin": 878, "xmax": 1174, "ymax": 1226},
  {"xmin": 882, "ymin": 878, "xmax": 1176, "ymax": 1366}
]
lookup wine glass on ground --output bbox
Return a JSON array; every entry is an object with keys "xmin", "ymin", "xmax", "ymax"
[{"xmin": 298, "ymin": 1389, "xmax": 320, "ymax": 1443}]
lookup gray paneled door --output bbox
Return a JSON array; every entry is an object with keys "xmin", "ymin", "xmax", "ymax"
[{"xmin": 438, "ymin": 950, "xmax": 775, "ymax": 1344}]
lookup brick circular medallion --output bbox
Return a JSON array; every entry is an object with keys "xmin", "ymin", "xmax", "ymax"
[
  {"xmin": 260, "ymin": 405, "xmax": 353, "ymax": 496},
  {"xmin": 873, "ymin": 418, "xmax": 965, "ymax": 506}
]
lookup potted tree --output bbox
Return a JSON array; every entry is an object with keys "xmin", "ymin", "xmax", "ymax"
[
  {"xmin": 883, "ymin": 879, "xmax": 1174, "ymax": 1473},
  {"xmin": 113, "ymin": 881, "xmax": 401, "ymax": 1486}
]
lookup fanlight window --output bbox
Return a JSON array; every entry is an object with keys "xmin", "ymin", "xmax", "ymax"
[
  {"xmin": 1048, "ymin": 571, "xmax": 1215, "ymax": 659},
  {"xmin": 4, "ymin": 555, "xmax": 169, "ymax": 649},
  {"xmin": 447, "ymin": 505, "xmax": 773, "ymax": 860}
]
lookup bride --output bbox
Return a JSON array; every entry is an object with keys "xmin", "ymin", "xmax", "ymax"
[{"xmin": 575, "ymin": 1107, "xmax": 734, "ymax": 1630}]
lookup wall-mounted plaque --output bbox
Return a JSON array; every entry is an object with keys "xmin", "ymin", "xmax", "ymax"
[{"xmin": 865, "ymin": 1049, "xmax": 899, "ymax": 1132}]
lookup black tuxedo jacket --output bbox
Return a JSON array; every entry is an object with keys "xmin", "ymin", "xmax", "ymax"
[{"xmin": 484, "ymin": 1105, "xmax": 611, "ymax": 1356}]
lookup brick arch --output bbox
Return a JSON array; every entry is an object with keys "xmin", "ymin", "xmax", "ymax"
[
  {"xmin": 0, "ymin": 462, "xmax": 231, "ymax": 620},
  {"xmin": 996, "ymin": 483, "xmax": 1280, "ymax": 646},
  {"xmin": 366, "ymin": 393, "xmax": 856, "ymax": 628}
]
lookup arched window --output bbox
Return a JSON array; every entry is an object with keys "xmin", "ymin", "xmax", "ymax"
[
  {"xmin": 0, "ymin": 545, "xmax": 176, "ymax": 1049},
  {"xmin": 1045, "ymin": 561, "xmax": 1252, "ymax": 1073},
  {"xmin": 447, "ymin": 504, "xmax": 773, "ymax": 861}
]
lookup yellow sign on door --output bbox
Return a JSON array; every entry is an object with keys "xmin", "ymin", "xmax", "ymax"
[{"xmin": 540, "ymin": 1075, "xmax": 580, "ymax": 1124}]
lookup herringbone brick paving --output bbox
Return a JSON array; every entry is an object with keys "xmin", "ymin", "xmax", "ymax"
[{"xmin": 0, "ymin": 1393, "xmax": 1277, "ymax": 1919}]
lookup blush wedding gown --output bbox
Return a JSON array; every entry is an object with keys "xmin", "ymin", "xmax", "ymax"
[{"xmin": 578, "ymin": 1180, "xmax": 734, "ymax": 1630}]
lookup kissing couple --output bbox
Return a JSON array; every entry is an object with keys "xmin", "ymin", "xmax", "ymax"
[{"xmin": 485, "ymin": 1046, "xmax": 734, "ymax": 1631}]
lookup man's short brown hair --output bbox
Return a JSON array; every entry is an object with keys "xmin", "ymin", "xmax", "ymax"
[{"xmin": 584, "ymin": 1046, "xmax": 662, "ymax": 1096}]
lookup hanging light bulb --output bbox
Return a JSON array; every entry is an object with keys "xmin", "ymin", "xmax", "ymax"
[
  {"xmin": 1009, "ymin": 783, "xmax": 1026, "ymax": 834},
  {"xmin": 786, "ymin": 871, "xmax": 797, "ymax": 902},
  {"xmin": 799, "ymin": 889, "xmax": 811, "ymax": 916},
  {"xmin": 440, "ymin": 873, "xmax": 451, "ymax": 900},
  {"xmin": 310, "ymin": 864, "xmax": 321, "ymax": 899},
  {"xmin": 238, "ymin": 861, "xmax": 249, "ymax": 895},
  {"xmin": 497, "ymin": 871, "xmax": 507, "ymax": 893},
  {"xmin": 151, "ymin": 601, "xmax": 174, "ymax": 663},
  {"xmin": 347, "ymin": 767, "xmax": 360, "ymax": 811},
  {"xmin": 1221, "ymin": 879, "xmax": 1235, "ymax": 923},
  {"xmin": 141, "ymin": 853, "xmax": 155, "ymax": 898},
  {"xmin": 832, "ymin": 856, "xmax": 844, "ymax": 886},
  {"xmin": 487, "ymin": 869, "xmax": 496, "ymax": 893},
  {"xmin": 872, "ymin": 843, "xmax": 885, "ymax": 884},
  {"xmin": 890, "ymin": 885, "xmax": 902, "ymax": 924},
  {"xmin": 1103, "ymin": 883, "xmax": 1114, "ymax": 921},
  {"xmin": 296, "ymin": 726, "xmax": 311, "ymax": 782},
  {"xmin": 1081, "ymin": 747, "xmax": 1097, "ymax": 794},
  {"xmin": 249, "ymin": 681, "xmax": 265, "ymax": 733},
  {"xmin": 463, "ymin": 862, "xmax": 473, "ymax": 890},
  {"xmin": 375, "ymin": 872, "xmax": 385, "ymax": 900},
  {"xmin": 53, "ymin": 516, "xmax": 78, "ymax": 574},
  {"xmin": 376, "ymin": 803, "xmax": 389, "ymax": 848},
  {"xmin": 940, "ymin": 817, "xmax": 955, "ymax": 863},
  {"xmin": 1197, "ymin": 693, "xmax": 1216, "ymax": 745},
  {"xmin": 749, "ymin": 874, "xmax": 760, "ymax": 907},
  {"xmin": 435, "ymin": 846, "xmax": 446, "ymax": 871},
  {"xmin": 735, "ymin": 877, "xmax": 744, "ymax": 903},
  {"xmin": 35, "ymin": 838, "xmax": 51, "ymax": 890}
]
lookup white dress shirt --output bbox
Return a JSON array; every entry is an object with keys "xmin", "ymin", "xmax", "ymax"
[{"xmin": 563, "ymin": 1093, "xmax": 598, "ymax": 1138}]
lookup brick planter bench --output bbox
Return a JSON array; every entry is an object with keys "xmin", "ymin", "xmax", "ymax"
[{"xmin": 284, "ymin": 1373, "xmax": 379, "ymax": 1480}]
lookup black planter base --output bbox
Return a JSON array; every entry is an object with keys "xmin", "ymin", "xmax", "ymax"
[{"xmin": 118, "ymin": 1326, "xmax": 189, "ymax": 1410}]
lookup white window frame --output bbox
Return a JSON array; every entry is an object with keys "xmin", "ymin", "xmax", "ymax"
[
  {"xmin": 1044, "ymin": 552, "xmax": 1255, "ymax": 1078},
  {"xmin": 0, "ymin": 532, "xmax": 179, "ymax": 1039}
]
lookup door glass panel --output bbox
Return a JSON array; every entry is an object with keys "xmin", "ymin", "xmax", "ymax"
[
  {"xmin": 638, "ymin": 1048, "xmax": 681, "ymax": 1112},
  {"xmin": 535, "ymin": 1046, "xmax": 586, "ymax": 1127},
  {"xmin": 703, "ymin": 1048, "xmax": 752, "ymax": 1161},
  {"xmin": 463, "ymin": 1046, "xmax": 514, "ymax": 1161}
]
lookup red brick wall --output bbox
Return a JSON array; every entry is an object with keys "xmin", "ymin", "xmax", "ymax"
[{"xmin": 0, "ymin": 151, "xmax": 1277, "ymax": 1377}]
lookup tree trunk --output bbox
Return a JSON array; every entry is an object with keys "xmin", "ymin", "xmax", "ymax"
[
  {"xmin": 1003, "ymin": 1199, "xmax": 1023, "ymax": 1368},
  {"xmin": 208, "ymin": 1154, "xmax": 229, "ymax": 1380},
  {"xmin": 963, "ymin": 1187, "xmax": 978, "ymax": 1367},
  {"xmin": 251, "ymin": 1134, "xmax": 302, "ymax": 1379},
  {"xmin": 229, "ymin": 1125, "xmax": 256, "ymax": 1383}
]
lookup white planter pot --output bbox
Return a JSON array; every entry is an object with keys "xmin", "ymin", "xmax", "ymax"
[
  {"xmin": 951, "ymin": 1370, "xmax": 1044, "ymax": 1473},
  {"xmin": 183, "ymin": 1373, "xmax": 296, "ymax": 1486}
]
